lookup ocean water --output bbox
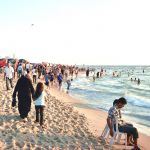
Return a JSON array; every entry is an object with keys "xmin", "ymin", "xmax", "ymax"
[{"xmin": 63, "ymin": 66, "xmax": 150, "ymax": 136}]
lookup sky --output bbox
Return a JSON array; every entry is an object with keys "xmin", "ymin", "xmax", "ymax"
[{"xmin": 0, "ymin": 0, "xmax": 150, "ymax": 65}]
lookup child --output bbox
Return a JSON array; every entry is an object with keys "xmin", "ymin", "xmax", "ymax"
[{"xmin": 34, "ymin": 82, "xmax": 46, "ymax": 126}]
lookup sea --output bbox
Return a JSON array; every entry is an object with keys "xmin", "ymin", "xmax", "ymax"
[{"xmin": 62, "ymin": 66, "xmax": 150, "ymax": 136}]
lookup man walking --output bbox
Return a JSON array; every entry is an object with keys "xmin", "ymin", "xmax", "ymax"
[{"xmin": 4, "ymin": 62, "xmax": 14, "ymax": 90}]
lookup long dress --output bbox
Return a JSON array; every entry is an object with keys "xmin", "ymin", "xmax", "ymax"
[{"xmin": 13, "ymin": 75, "xmax": 34, "ymax": 119}]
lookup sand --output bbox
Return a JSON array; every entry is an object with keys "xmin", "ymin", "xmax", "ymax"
[
  {"xmin": 0, "ymin": 76, "xmax": 104, "ymax": 150},
  {"xmin": 50, "ymin": 85, "xmax": 150, "ymax": 150},
  {"xmin": 0, "ymin": 74, "xmax": 150, "ymax": 150}
]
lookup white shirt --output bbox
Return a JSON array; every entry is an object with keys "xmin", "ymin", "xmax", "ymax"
[
  {"xmin": 4, "ymin": 66, "xmax": 14, "ymax": 79},
  {"xmin": 26, "ymin": 63, "xmax": 30, "ymax": 69},
  {"xmin": 35, "ymin": 91, "xmax": 46, "ymax": 106},
  {"xmin": 32, "ymin": 69, "xmax": 37, "ymax": 76}
]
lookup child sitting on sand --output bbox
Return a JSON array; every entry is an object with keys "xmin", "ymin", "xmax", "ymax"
[{"xmin": 34, "ymin": 82, "xmax": 46, "ymax": 126}]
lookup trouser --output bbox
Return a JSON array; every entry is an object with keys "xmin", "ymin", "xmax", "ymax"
[
  {"xmin": 35, "ymin": 106, "xmax": 44, "ymax": 125},
  {"xmin": 67, "ymin": 83, "xmax": 71, "ymax": 90},
  {"xmin": 38, "ymin": 72, "xmax": 41, "ymax": 79},
  {"xmin": 50, "ymin": 80, "xmax": 54, "ymax": 86},
  {"xmin": 14, "ymin": 71, "xmax": 16, "ymax": 79},
  {"xmin": 59, "ymin": 81, "xmax": 62, "ymax": 86},
  {"xmin": 6, "ymin": 77, "xmax": 13, "ymax": 90},
  {"xmin": 33, "ymin": 75, "xmax": 37, "ymax": 83},
  {"xmin": 117, "ymin": 123, "xmax": 139, "ymax": 139},
  {"xmin": 58, "ymin": 81, "xmax": 62, "ymax": 90}
]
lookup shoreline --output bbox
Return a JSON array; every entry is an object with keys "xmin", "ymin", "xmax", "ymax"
[
  {"xmin": 69, "ymin": 93, "xmax": 150, "ymax": 137},
  {"xmin": 50, "ymin": 86, "xmax": 150, "ymax": 150}
]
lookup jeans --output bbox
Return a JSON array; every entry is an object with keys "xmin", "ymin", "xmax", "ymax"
[
  {"xmin": 115, "ymin": 123, "xmax": 139, "ymax": 139},
  {"xmin": 35, "ymin": 106, "xmax": 44, "ymax": 125}
]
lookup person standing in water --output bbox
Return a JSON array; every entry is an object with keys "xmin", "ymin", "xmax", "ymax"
[
  {"xmin": 86, "ymin": 68, "xmax": 90, "ymax": 77},
  {"xmin": 96, "ymin": 72, "xmax": 99, "ymax": 78},
  {"xmin": 93, "ymin": 72, "xmax": 96, "ymax": 82},
  {"xmin": 137, "ymin": 78, "xmax": 140, "ymax": 85},
  {"xmin": 66, "ymin": 78, "xmax": 71, "ymax": 93}
]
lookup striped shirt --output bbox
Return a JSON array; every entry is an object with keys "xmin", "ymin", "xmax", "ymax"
[{"xmin": 108, "ymin": 105, "xmax": 122, "ymax": 125}]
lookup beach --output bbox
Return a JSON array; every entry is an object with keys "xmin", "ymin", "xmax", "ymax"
[
  {"xmin": 0, "ymin": 73, "xmax": 150, "ymax": 150},
  {"xmin": 64, "ymin": 66, "xmax": 150, "ymax": 137},
  {"xmin": 50, "ymin": 86, "xmax": 150, "ymax": 150},
  {"xmin": 0, "ymin": 0, "xmax": 150, "ymax": 149},
  {"xmin": 0, "ymin": 75, "xmax": 103, "ymax": 150}
]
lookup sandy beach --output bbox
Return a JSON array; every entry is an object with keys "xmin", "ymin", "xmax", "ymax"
[
  {"xmin": 0, "ymin": 75, "xmax": 104, "ymax": 150},
  {"xmin": 50, "ymin": 86, "xmax": 150, "ymax": 150},
  {"xmin": 0, "ymin": 74, "xmax": 150, "ymax": 150}
]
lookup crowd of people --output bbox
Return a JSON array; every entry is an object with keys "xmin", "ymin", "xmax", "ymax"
[
  {"xmin": 131, "ymin": 77, "xmax": 141, "ymax": 85},
  {"xmin": 3, "ymin": 61, "xmax": 79, "ymax": 91},
  {"xmin": 2, "ymin": 61, "xmax": 79, "ymax": 126},
  {"xmin": 2, "ymin": 61, "xmax": 142, "ymax": 150},
  {"xmin": 85, "ymin": 67, "xmax": 142, "ymax": 86}
]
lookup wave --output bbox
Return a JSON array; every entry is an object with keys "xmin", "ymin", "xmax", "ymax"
[
  {"xmin": 124, "ymin": 94, "xmax": 150, "ymax": 108},
  {"xmin": 72, "ymin": 86, "xmax": 124, "ymax": 97}
]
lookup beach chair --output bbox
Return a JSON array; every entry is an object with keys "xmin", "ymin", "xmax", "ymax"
[
  {"xmin": 101, "ymin": 117, "xmax": 127, "ymax": 149},
  {"xmin": 101, "ymin": 124, "xmax": 110, "ymax": 140}
]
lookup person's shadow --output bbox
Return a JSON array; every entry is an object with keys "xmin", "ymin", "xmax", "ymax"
[{"xmin": 0, "ymin": 114, "xmax": 21, "ymax": 123}]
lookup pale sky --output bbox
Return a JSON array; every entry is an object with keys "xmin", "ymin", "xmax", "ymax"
[{"xmin": 0, "ymin": 0, "xmax": 150, "ymax": 65}]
